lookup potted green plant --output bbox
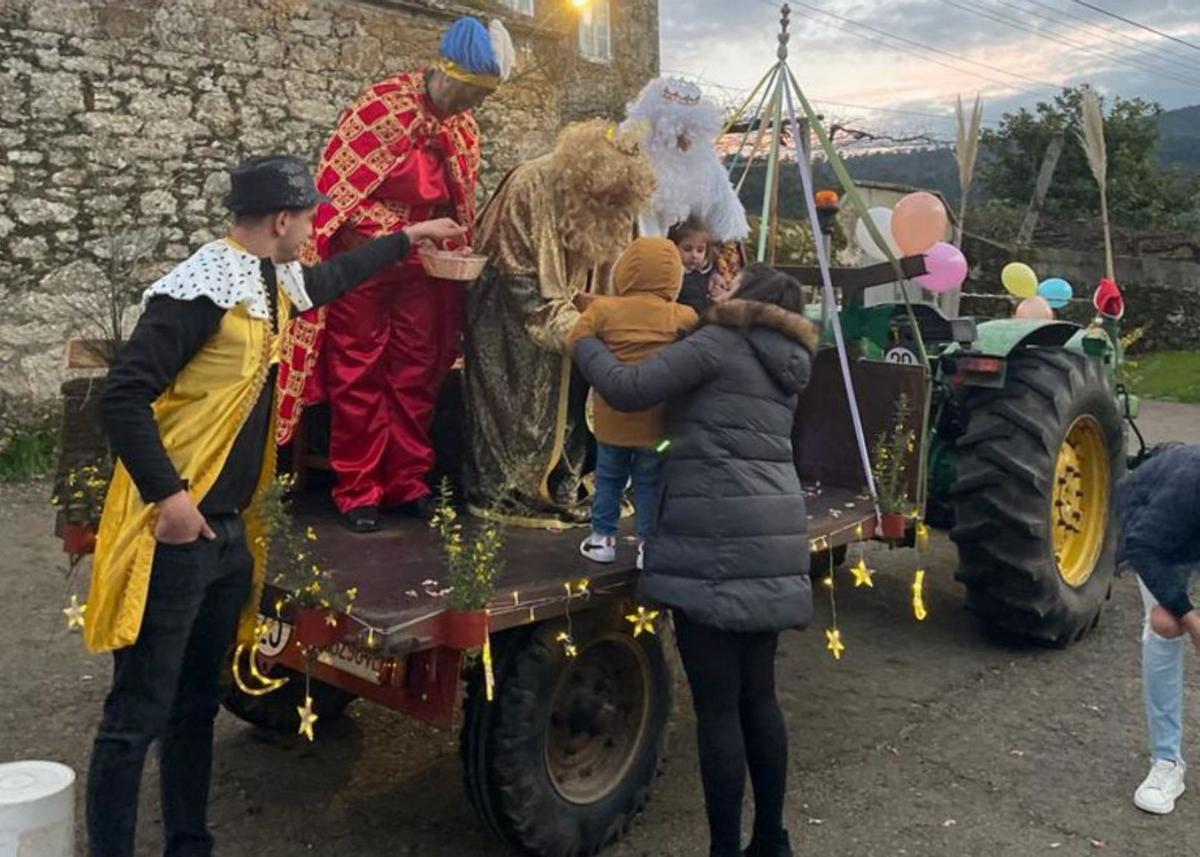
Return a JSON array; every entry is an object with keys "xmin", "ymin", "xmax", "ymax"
[
  {"xmin": 260, "ymin": 474, "xmax": 358, "ymax": 649},
  {"xmin": 871, "ymin": 394, "xmax": 916, "ymax": 540},
  {"xmin": 430, "ymin": 479, "xmax": 505, "ymax": 650},
  {"xmin": 51, "ymin": 463, "xmax": 110, "ymax": 555}
]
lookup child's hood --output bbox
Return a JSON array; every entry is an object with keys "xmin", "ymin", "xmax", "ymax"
[{"xmin": 613, "ymin": 236, "xmax": 684, "ymax": 302}]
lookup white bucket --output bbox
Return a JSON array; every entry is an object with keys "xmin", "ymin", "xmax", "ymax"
[{"xmin": 0, "ymin": 762, "xmax": 75, "ymax": 857}]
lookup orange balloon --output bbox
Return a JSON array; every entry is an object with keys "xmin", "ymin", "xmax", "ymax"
[
  {"xmin": 891, "ymin": 192, "xmax": 948, "ymax": 256},
  {"xmin": 1014, "ymin": 296, "xmax": 1054, "ymax": 320}
]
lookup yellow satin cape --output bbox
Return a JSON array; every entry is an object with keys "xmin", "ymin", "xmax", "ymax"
[{"xmin": 84, "ymin": 288, "xmax": 290, "ymax": 654}]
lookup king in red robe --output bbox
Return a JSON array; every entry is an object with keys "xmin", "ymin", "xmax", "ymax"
[{"xmin": 279, "ymin": 17, "xmax": 514, "ymax": 532}]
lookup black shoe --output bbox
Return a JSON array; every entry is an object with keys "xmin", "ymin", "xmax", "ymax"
[
  {"xmin": 345, "ymin": 505, "xmax": 382, "ymax": 533},
  {"xmin": 400, "ymin": 495, "xmax": 439, "ymax": 522},
  {"xmin": 743, "ymin": 831, "xmax": 793, "ymax": 857}
]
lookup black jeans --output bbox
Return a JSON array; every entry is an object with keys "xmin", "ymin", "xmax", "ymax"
[
  {"xmin": 87, "ymin": 515, "xmax": 252, "ymax": 857},
  {"xmin": 674, "ymin": 612, "xmax": 789, "ymax": 857}
]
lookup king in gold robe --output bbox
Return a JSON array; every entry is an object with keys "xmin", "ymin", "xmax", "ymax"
[{"xmin": 464, "ymin": 120, "xmax": 656, "ymax": 524}]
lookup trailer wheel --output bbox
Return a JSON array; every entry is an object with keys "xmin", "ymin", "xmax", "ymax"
[
  {"xmin": 809, "ymin": 545, "xmax": 847, "ymax": 578},
  {"xmin": 461, "ymin": 606, "xmax": 674, "ymax": 857},
  {"xmin": 951, "ymin": 348, "xmax": 1125, "ymax": 645},
  {"xmin": 220, "ymin": 661, "xmax": 356, "ymax": 734}
]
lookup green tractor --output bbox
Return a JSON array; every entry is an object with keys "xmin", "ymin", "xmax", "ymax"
[
  {"xmin": 801, "ymin": 270, "xmax": 1133, "ymax": 646},
  {"xmin": 918, "ymin": 311, "xmax": 1130, "ymax": 644},
  {"xmin": 731, "ymin": 5, "xmax": 1134, "ymax": 647}
]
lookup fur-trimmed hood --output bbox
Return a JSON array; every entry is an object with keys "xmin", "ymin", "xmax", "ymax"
[
  {"xmin": 703, "ymin": 299, "xmax": 819, "ymax": 352},
  {"xmin": 702, "ymin": 299, "xmax": 819, "ymax": 396}
]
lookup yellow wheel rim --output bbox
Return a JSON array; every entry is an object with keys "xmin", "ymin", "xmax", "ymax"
[{"xmin": 1053, "ymin": 416, "xmax": 1110, "ymax": 588}]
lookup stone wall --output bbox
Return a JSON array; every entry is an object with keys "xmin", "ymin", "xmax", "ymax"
[
  {"xmin": 0, "ymin": 0, "xmax": 658, "ymax": 421},
  {"xmin": 961, "ymin": 234, "xmax": 1200, "ymax": 352}
]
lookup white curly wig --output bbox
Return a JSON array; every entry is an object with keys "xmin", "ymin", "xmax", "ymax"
[{"xmin": 621, "ymin": 76, "xmax": 750, "ymax": 242}]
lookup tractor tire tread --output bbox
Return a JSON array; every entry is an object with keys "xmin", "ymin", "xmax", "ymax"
[{"xmin": 950, "ymin": 348, "xmax": 1125, "ymax": 644}]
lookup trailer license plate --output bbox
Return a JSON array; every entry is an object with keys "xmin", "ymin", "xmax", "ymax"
[
  {"xmin": 256, "ymin": 615, "xmax": 384, "ymax": 685},
  {"xmin": 316, "ymin": 643, "xmax": 384, "ymax": 685}
]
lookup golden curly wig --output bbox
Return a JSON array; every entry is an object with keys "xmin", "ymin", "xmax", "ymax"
[{"xmin": 551, "ymin": 119, "xmax": 657, "ymax": 266}]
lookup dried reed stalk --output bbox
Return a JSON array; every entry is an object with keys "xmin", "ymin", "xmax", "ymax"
[
  {"xmin": 1078, "ymin": 87, "xmax": 1115, "ymax": 280},
  {"xmin": 954, "ymin": 94, "xmax": 983, "ymax": 249}
]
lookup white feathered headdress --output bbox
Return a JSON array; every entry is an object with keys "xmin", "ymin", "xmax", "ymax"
[{"xmin": 621, "ymin": 76, "xmax": 749, "ymax": 242}]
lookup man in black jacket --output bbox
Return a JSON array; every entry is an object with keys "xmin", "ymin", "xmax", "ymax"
[{"xmin": 87, "ymin": 154, "xmax": 464, "ymax": 857}]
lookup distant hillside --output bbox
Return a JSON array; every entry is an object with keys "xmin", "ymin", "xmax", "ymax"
[
  {"xmin": 1159, "ymin": 104, "xmax": 1200, "ymax": 173},
  {"xmin": 733, "ymin": 103, "xmax": 1199, "ymax": 214},
  {"xmin": 735, "ymin": 148, "xmax": 963, "ymax": 219}
]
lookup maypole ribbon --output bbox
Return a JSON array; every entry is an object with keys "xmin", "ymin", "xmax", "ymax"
[
  {"xmin": 782, "ymin": 80, "xmax": 881, "ymax": 520},
  {"xmin": 785, "ymin": 65, "xmax": 935, "ymax": 510},
  {"xmin": 725, "ymin": 64, "xmax": 780, "ymax": 185}
]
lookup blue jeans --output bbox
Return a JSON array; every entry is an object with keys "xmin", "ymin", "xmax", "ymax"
[
  {"xmin": 1139, "ymin": 578, "xmax": 1187, "ymax": 764},
  {"xmin": 87, "ymin": 515, "xmax": 252, "ymax": 857},
  {"xmin": 592, "ymin": 442, "xmax": 663, "ymax": 539}
]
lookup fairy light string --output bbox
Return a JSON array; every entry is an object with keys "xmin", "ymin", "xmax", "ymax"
[{"xmin": 811, "ymin": 510, "xmax": 933, "ymax": 660}]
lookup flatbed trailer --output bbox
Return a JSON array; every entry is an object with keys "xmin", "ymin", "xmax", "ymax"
[
  {"xmin": 220, "ymin": 348, "xmax": 927, "ymax": 857},
  {"xmin": 246, "ymin": 476, "xmax": 884, "ymax": 722}
]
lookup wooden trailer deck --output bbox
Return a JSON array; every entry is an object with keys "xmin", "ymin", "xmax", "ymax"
[
  {"xmin": 266, "ymin": 340, "xmax": 927, "ymax": 656},
  {"xmin": 275, "ymin": 482, "xmax": 876, "ymax": 654}
]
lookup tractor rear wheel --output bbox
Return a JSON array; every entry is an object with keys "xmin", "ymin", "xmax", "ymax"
[{"xmin": 951, "ymin": 348, "xmax": 1125, "ymax": 645}]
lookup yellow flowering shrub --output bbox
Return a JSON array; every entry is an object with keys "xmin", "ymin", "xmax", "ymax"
[
  {"xmin": 259, "ymin": 474, "xmax": 357, "ymax": 614},
  {"xmin": 51, "ymin": 463, "xmax": 110, "ymax": 525},
  {"xmin": 871, "ymin": 393, "xmax": 916, "ymax": 514},
  {"xmin": 430, "ymin": 478, "xmax": 505, "ymax": 612}
]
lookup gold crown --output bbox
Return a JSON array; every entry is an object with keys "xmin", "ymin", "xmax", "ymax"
[{"xmin": 660, "ymin": 78, "xmax": 702, "ymax": 106}]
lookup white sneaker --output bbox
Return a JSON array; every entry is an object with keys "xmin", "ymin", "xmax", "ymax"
[
  {"xmin": 1134, "ymin": 759, "xmax": 1186, "ymax": 814},
  {"xmin": 580, "ymin": 533, "xmax": 616, "ymax": 564},
  {"xmin": 637, "ymin": 541, "xmax": 644, "ymax": 570}
]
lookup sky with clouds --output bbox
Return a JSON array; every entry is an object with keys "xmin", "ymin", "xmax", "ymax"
[{"xmin": 658, "ymin": 0, "xmax": 1199, "ymax": 140}]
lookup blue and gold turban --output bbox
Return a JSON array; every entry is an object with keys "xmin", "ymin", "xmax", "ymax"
[{"xmin": 440, "ymin": 17, "xmax": 515, "ymax": 92}]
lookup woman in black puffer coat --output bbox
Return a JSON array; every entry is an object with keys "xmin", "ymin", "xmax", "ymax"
[{"xmin": 572, "ymin": 264, "xmax": 817, "ymax": 857}]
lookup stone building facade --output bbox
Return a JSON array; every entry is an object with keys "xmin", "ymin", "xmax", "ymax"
[{"xmin": 0, "ymin": 0, "xmax": 659, "ymax": 420}]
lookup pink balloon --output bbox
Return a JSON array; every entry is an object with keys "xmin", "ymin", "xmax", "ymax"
[
  {"xmin": 1014, "ymin": 296, "xmax": 1054, "ymax": 320},
  {"xmin": 915, "ymin": 242, "xmax": 968, "ymax": 293},
  {"xmin": 891, "ymin": 191, "xmax": 948, "ymax": 256}
]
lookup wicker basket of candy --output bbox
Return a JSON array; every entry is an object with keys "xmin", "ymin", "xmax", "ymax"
[{"xmin": 419, "ymin": 249, "xmax": 488, "ymax": 282}]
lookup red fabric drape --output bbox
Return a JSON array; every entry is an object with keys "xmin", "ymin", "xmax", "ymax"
[{"xmin": 277, "ymin": 72, "xmax": 480, "ymax": 449}]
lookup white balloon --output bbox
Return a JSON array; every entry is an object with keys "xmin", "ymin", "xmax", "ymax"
[{"xmin": 855, "ymin": 207, "xmax": 901, "ymax": 262}]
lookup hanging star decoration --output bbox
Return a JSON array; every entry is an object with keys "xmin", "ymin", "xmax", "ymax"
[
  {"xmin": 912, "ymin": 569, "xmax": 928, "ymax": 621},
  {"xmin": 555, "ymin": 630, "xmax": 579, "ymax": 658},
  {"xmin": 849, "ymin": 557, "xmax": 875, "ymax": 588},
  {"xmin": 825, "ymin": 627, "xmax": 845, "ymax": 660},
  {"xmin": 915, "ymin": 522, "xmax": 930, "ymax": 553},
  {"xmin": 63, "ymin": 594, "xmax": 86, "ymax": 631},
  {"xmin": 625, "ymin": 606, "xmax": 660, "ymax": 638},
  {"xmin": 297, "ymin": 695, "xmax": 318, "ymax": 742}
]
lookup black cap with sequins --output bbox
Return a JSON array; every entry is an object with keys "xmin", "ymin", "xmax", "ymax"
[{"xmin": 223, "ymin": 154, "xmax": 329, "ymax": 215}]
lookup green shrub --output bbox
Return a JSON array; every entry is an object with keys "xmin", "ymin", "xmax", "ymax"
[{"xmin": 0, "ymin": 418, "xmax": 58, "ymax": 482}]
